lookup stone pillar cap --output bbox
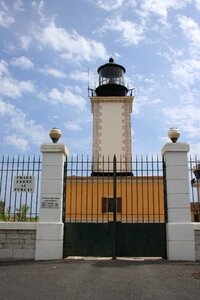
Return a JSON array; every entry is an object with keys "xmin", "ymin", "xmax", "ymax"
[
  {"xmin": 40, "ymin": 143, "xmax": 69, "ymax": 156},
  {"xmin": 161, "ymin": 142, "xmax": 189, "ymax": 155}
]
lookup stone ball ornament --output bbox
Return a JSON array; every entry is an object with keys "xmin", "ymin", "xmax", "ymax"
[
  {"xmin": 49, "ymin": 128, "xmax": 62, "ymax": 143},
  {"xmin": 168, "ymin": 127, "xmax": 180, "ymax": 143}
]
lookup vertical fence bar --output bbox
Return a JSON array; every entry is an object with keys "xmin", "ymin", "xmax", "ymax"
[
  {"xmin": 69, "ymin": 156, "xmax": 73, "ymax": 222},
  {"xmin": 0, "ymin": 155, "xmax": 4, "ymax": 219},
  {"xmin": 136, "ymin": 155, "xmax": 139, "ymax": 223},
  {"xmin": 97, "ymin": 156, "xmax": 99, "ymax": 223},
  {"xmin": 8, "ymin": 156, "xmax": 14, "ymax": 220},
  {"xmin": 81, "ymin": 155, "xmax": 83, "ymax": 222},
  {"xmin": 141, "ymin": 155, "xmax": 144, "ymax": 223},
  {"xmin": 146, "ymin": 155, "xmax": 149, "ymax": 223},
  {"xmin": 75, "ymin": 156, "xmax": 79, "ymax": 222},
  {"xmin": 162, "ymin": 156, "xmax": 168, "ymax": 223},
  {"xmin": 91, "ymin": 156, "xmax": 94, "ymax": 222},
  {"xmin": 191, "ymin": 155, "xmax": 195, "ymax": 220},
  {"xmin": 102, "ymin": 156, "xmax": 105, "ymax": 223},
  {"xmin": 125, "ymin": 156, "xmax": 128, "ymax": 223},
  {"xmin": 4, "ymin": 156, "xmax": 9, "ymax": 220},
  {"xmin": 63, "ymin": 156, "xmax": 67, "ymax": 223},
  {"xmin": 24, "ymin": 156, "xmax": 30, "ymax": 220},
  {"xmin": 157, "ymin": 155, "xmax": 161, "ymax": 222},
  {"xmin": 35, "ymin": 156, "xmax": 41, "ymax": 220},
  {"xmin": 13, "ymin": 155, "xmax": 20, "ymax": 221},
  {"xmin": 151, "ymin": 155, "xmax": 155, "ymax": 222},
  {"xmin": 30, "ymin": 156, "xmax": 35, "ymax": 221},
  {"xmin": 120, "ymin": 156, "xmax": 122, "ymax": 222},
  {"xmin": 18, "ymin": 156, "xmax": 25, "ymax": 221},
  {"xmin": 108, "ymin": 156, "xmax": 110, "ymax": 222},
  {"xmin": 113, "ymin": 155, "xmax": 117, "ymax": 259},
  {"xmin": 0, "ymin": 155, "xmax": 4, "ymax": 199},
  {"xmin": 131, "ymin": 156, "xmax": 133, "ymax": 223},
  {"xmin": 86, "ymin": 155, "xmax": 89, "ymax": 222}
]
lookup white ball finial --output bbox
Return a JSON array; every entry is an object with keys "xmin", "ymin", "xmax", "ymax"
[
  {"xmin": 49, "ymin": 128, "xmax": 62, "ymax": 143},
  {"xmin": 168, "ymin": 127, "xmax": 180, "ymax": 143}
]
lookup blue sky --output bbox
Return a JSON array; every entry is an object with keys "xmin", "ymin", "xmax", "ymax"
[{"xmin": 0, "ymin": 0, "xmax": 200, "ymax": 157}]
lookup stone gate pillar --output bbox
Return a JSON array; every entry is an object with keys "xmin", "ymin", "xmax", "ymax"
[
  {"xmin": 35, "ymin": 142, "xmax": 68, "ymax": 260},
  {"xmin": 162, "ymin": 142, "xmax": 196, "ymax": 261}
]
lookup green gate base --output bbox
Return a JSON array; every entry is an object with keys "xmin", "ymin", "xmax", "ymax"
[{"xmin": 64, "ymin": 223, "xmax": 166, "ymax": 258}]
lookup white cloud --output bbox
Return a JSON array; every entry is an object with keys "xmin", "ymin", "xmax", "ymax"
[
  {"xmin": 64, "ymin": 113, "xmax": 92, "ymax": 132},
  {"xmin": 133, "ymin": 95, "xmax": 161, "ymax": 115},
  {"xmin": 11, "ymin": 56, "xmax": 34, "ymax": 70},
  {"xmin": 64, "ymin": 121, "xmax": 82, "ymax": 131},
  {"xmin": 40, "ymin": 20, "xmax": 107, "ymax": 61},
  {"xmin": 69, "ymin": 71, "xmax": 89, "ymax": 82},
  {"xmin": 0, "ymin": 97, "xmax": 13, "ymax": 115},
  {"xmin": 178, "ymin": 15, "xmax": 200, "ymax": 46},
  {"xmin": 0, "ymin": 77, "xmax": 34, "ymax": 98},
  {"xmin": 180, "ymin": 91, "xmax": 199, "ymax": 104},
  {"xmin": 48, "ymin": 87, "xmax": 86, "ymax": 110},
  {"xmin": 163, "ymin": 104, "xmax": 200, "ymax": 139},
  {"xmin": 31, "ymin": 0, "xmax": 45, "ymax": 17},
  {"xmin": 0, "ymin": 59, "xmax": 35, "ymax": 98},
  {"xmin": 171, "ymin": 59, "xmax": 200, "ymax": 89},
  {"xmin": 13, "ymin": 0, "xmax": 24, "ymax": 12},
  {"xmin": 19, "ymin": 35, "xmax": 32, "ymax": 50},
  {"xmin": 40, "ymin": 67, "xmax": 66, "ymax": 78},
  {"xmin": 0, "ymin": 1, "xmax": 15, "ymax": 27},
  {"xmin": 0, "ymin": 98, "xmax": 47, "ymax": 150},
  {"xmin": 0, "ymin": 59, "xmax": 9, "ymax": 76},
  {"xmin": 195, "ymin": 0, "xmax": 200, "ymax": 10},
  {"xmin": 104, "ymin": 17, "xmax": 144, "ymax": 45},
  {"xmin": 31, "ymin": 0, "xmax": 47, "ymax": 23},
  {"xmin": 138, "ymin": 0, "xmax": 191, "ymax": 19},
  {"xmin": 157, "ymin": 47, "xmax": 183, "ymax": 62},
  {"xmin": 95, "ymin": 0, "xmax": 125, "ymax": 10},
  {"xmin": 69, "ymin": 70, "xmax": 96, "ymax": 85},
  {"xmin": 5, "ymin": 135, "xmax": 29, "ymax": 151}
]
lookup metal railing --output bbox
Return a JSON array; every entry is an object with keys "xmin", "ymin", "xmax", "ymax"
[
  {"xmin": 0, "ymin": 155, "xmax": 41, "ymax": 221},
  {"xmin": 189, "ymin": 156, "xmax": 200, "ymax": 222},
  {"xmin": 64, "ymin": 155, "xmax": 165, "ymax": 224},
  {"xmin": 97, "ymin": 77, "xmax": 127, "ymax": 88}
]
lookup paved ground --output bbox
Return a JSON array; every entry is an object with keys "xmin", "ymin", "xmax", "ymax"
[{"xmin": 0, "ymin": 258, "xmax": 200, "ymax": 300}]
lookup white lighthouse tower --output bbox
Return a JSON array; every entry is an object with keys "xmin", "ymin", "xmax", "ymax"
[{"xmin": 90, "ymin": 58, "xmax": 134, "ymax": 174}]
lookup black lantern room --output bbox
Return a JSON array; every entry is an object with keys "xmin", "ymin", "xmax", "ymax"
[{"xmin": 95, "ymin": 58, "xmax": 129, "ymax": 97}]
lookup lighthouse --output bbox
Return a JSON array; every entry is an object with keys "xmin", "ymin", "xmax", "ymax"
[{"xmin": 90, "ymin": 58, "xmax": 134, "ymax": 174}]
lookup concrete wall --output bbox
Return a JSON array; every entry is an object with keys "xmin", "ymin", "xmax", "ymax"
[
  {"xmin": 0, "ymin": 222, "xmax": 36, "ymax": 260},
  {"xmin": 194, "ymin": 224, "xmax": 200, "ymax": 260}
]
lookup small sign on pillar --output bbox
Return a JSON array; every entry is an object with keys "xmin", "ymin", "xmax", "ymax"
[
  {"xmin": 41, "ymin": 196, "xmax": 60, "ymax": 208},
  {"xmin": 14, "ymin": 175, "xmax": 35, "ymax": 192}
]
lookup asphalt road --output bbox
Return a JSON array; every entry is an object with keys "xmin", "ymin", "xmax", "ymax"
[{"xmin": 0, "ymin": 259, "xmax": 200, "ymax": 300}]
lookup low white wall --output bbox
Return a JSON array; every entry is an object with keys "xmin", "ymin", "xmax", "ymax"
[
  {"xmin": 0, "ymin": 222, "xmax": 37, "ymax": 260},
  {"xmin": 194, "ymin": 223, "xmax": 200, "ymax": 261}
]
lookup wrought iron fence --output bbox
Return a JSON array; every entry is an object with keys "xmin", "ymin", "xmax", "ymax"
[
  {"xmin": 64, "ymin": 155, "xmax": 165, "ymax": 224},
  {"xmin": 189, "ymin": 156, "xmax": 200, "ymax": 222},
  {"xmin": 0, "ymin": 155, "xmax": 41, "ymax": 221}
]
